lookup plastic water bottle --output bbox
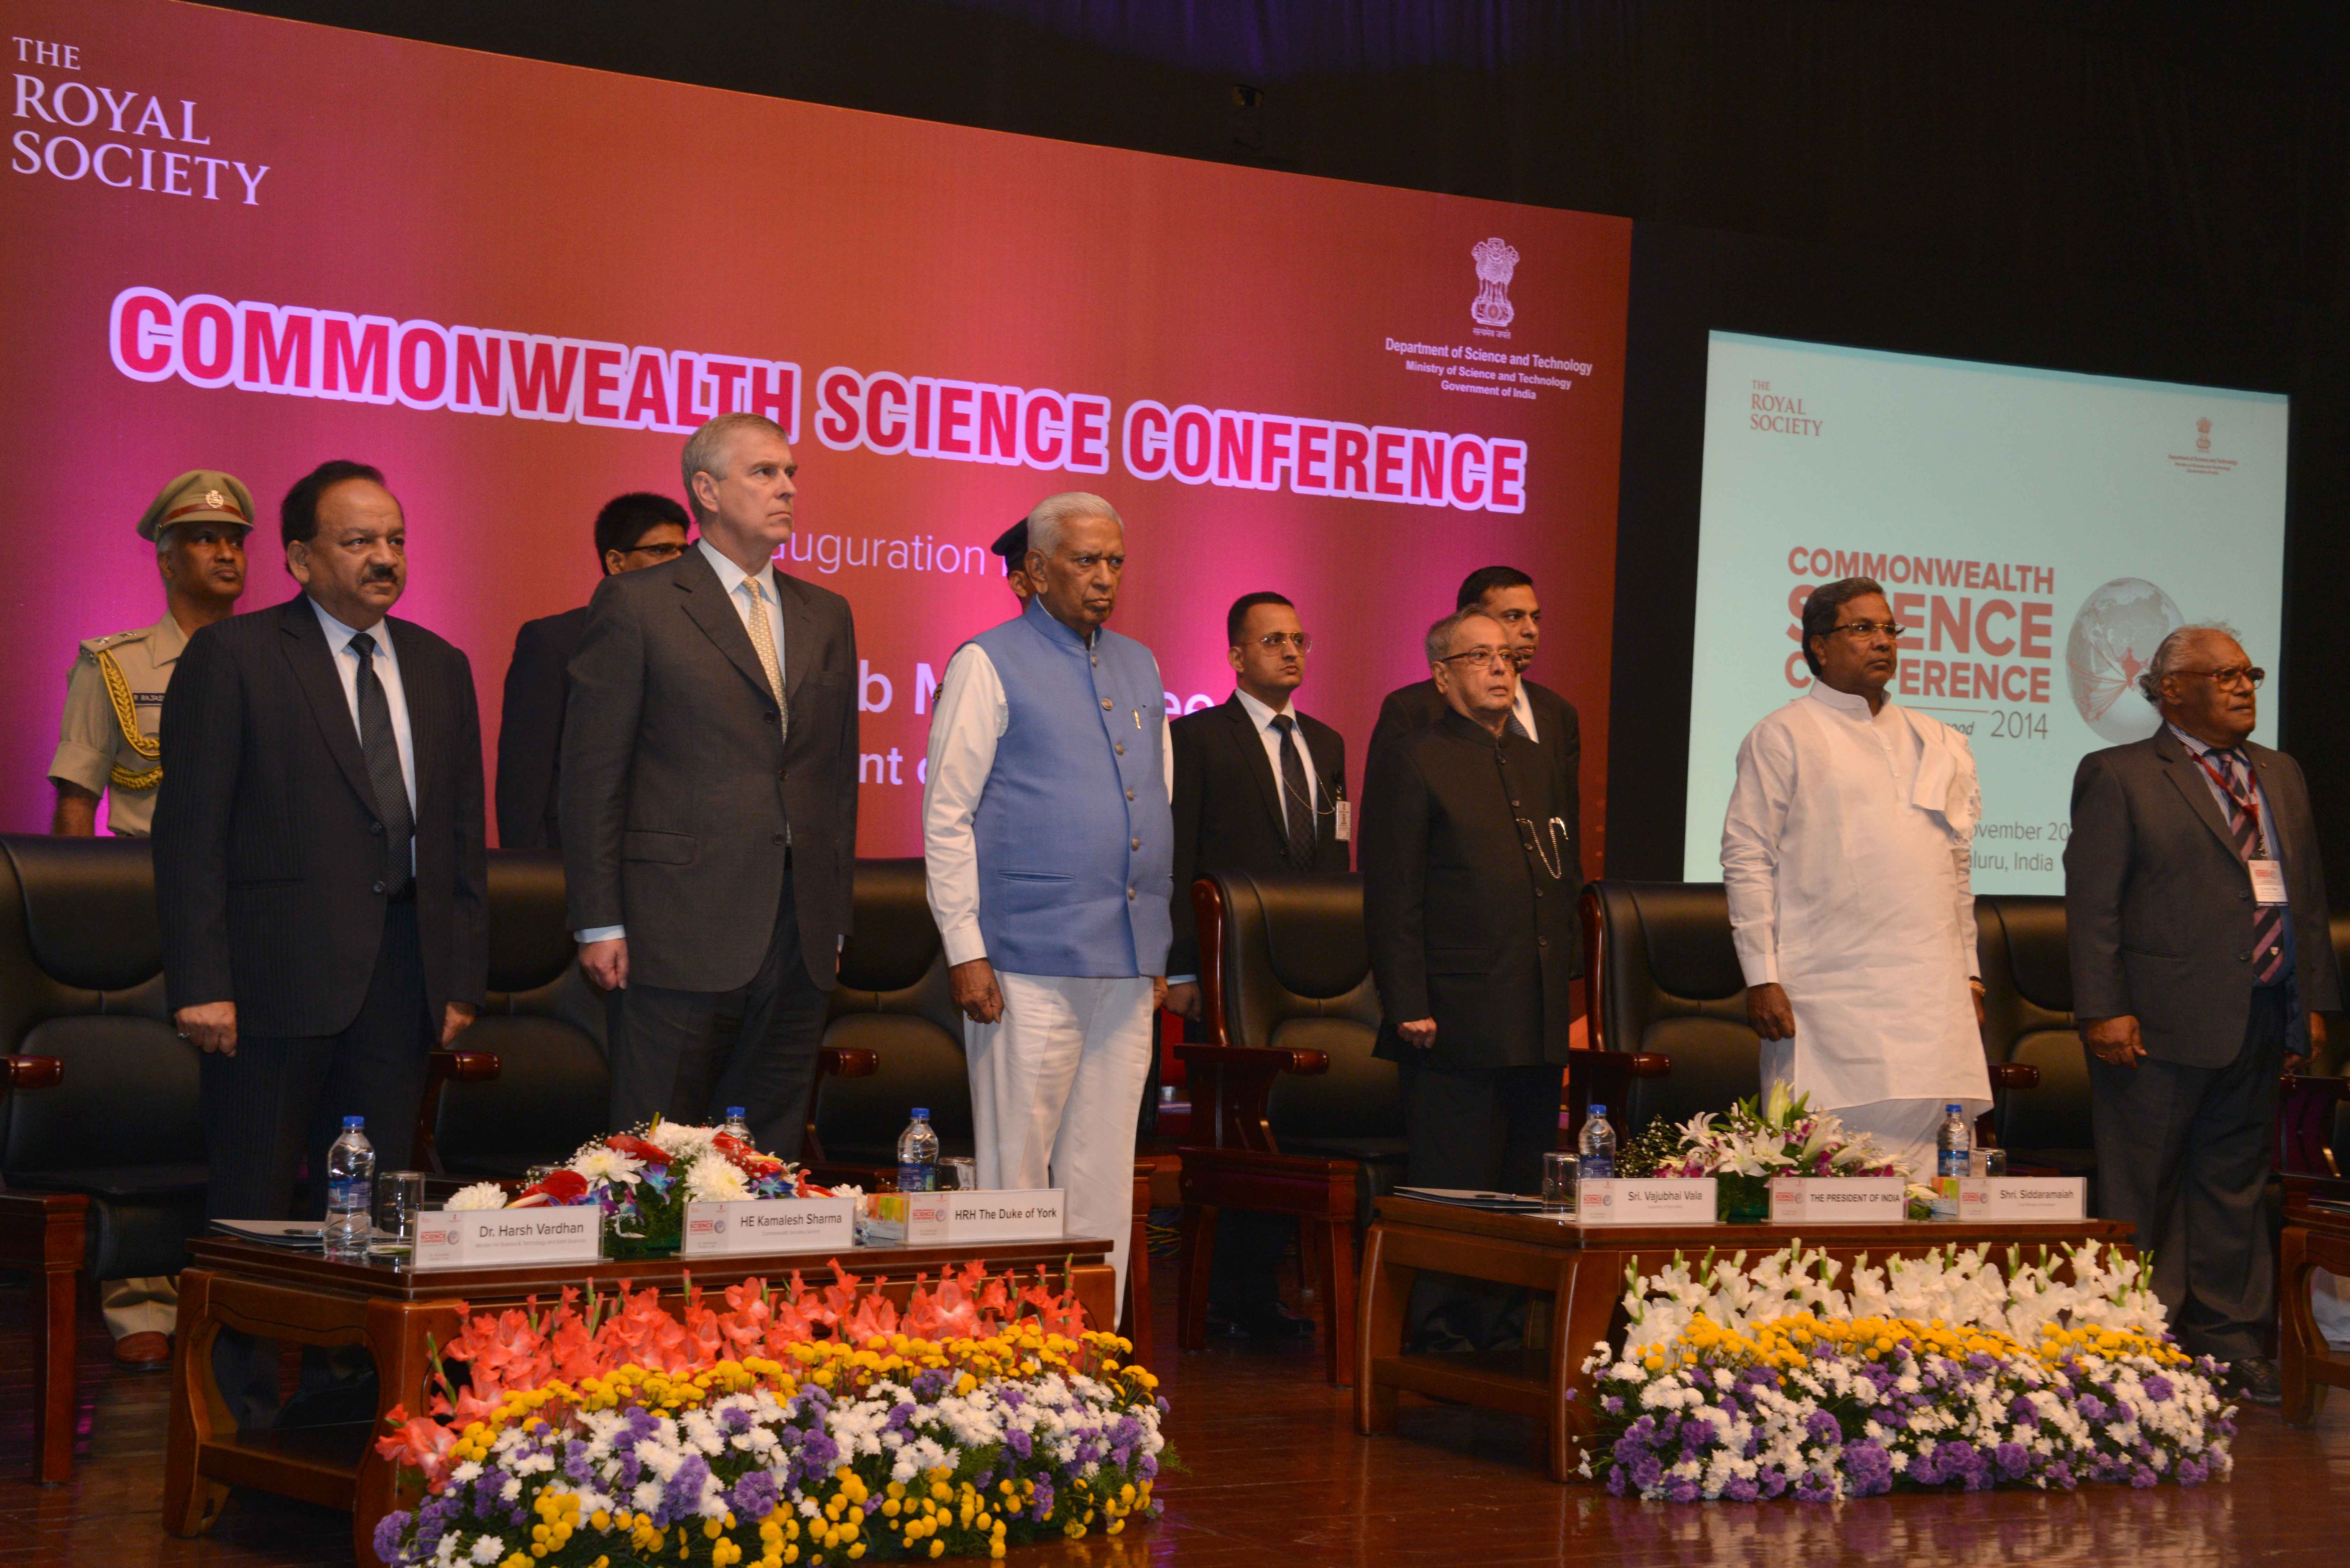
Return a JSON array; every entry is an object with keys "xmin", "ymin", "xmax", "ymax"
[
  {"xmin": 324, "ymin": 1117, "xmax": 375, "ymax": 1260},
  {"xmin": 1577, "ymin": 1105, "xmax": 1616, "ymax": 1181},
  {"xmin": 722, "ymin": 1106, "xmax": 753, "ymax": 1144},
  {"xmin": 1933, "ymin": 1103, "xmax": 1971, "ymax": 1221},
  {"xmin": 897, "ymin": 1108, "xmax": 940, "ymax": 1193}
]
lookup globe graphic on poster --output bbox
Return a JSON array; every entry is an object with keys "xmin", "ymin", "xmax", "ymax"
[{"xmin": 2066, "ymin": 578, "xmax": 2184, "ymax": 743}]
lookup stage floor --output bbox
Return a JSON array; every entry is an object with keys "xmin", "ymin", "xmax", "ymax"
[{"xmin": 2, "ymin": 1265, "xmax": 2342, "ymax": 1567}]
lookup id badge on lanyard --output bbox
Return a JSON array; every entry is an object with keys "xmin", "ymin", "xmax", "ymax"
[
  {"xmin": 2248, "ymin": 858, "xmax": 2288, "ymax": 906},
  {"xmin": 2197, "ymin": 750, "xmax": 2288, "ymax": 906}
]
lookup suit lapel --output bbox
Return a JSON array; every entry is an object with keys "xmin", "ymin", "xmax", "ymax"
[
  {"xmin": 1302, "ymin": 715, "xmax": 1343, "ymax": 856},
  {"xmin": 1226, "ymin": 696, "xmax": 1287, "ymax": 846},
  {"xmin": 387, "ymin": 618, "xmax": 439, "ymax": 820},
  {"xmin": 777, "ymin": 571, "xmax": 816, "ymax": 707},
  {"xmin": 674, "ymin": 546, "xmax": 778, "ymax": 706},
  {"xmin": 278, "ymin": 597, "xmax": 382, "ymax": 817},
  {"xmin": 2152, "ymin": 729, "xmax": 2243, "ymax": 860}
]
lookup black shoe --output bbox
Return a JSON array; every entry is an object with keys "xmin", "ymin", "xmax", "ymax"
[
  {"xmin": 2228, "ymin": 1356, "xmax": 2282, "ymax": 1407},
  {"xmin": 1206, "ymin": 1302, "xmax": 1318, "ymax": 1342}
]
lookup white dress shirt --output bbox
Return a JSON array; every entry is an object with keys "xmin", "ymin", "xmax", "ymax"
[
  {"xmin": 1720, "ymin": 680, "xmax": 1988, "ymax": 1112},
  {"xmin": 311, "ymin": 597, "xmax": 417, "ymax": 870},
  {"xmin": 575, "ymin": 539, "xmax": 790, "ymax": 946},
  {"xmin": 922, "ymin": 639, "xmax": 1174, "ymax": 970},
  {"xmin": 1511, "ymin": 680, "xmax": 1538, "ymax": 743}
]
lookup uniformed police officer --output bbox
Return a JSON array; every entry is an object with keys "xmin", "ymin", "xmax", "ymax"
[{"xmin": 47, "ymin": 469, "xmax": 252, "ymax": 1366}]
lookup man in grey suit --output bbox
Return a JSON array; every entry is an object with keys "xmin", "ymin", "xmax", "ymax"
[
  {"xmin": 560, "ymin": 413, "xmax": 859, "ymax": 1156},
  {"xmin": 2065, "ymin": 622, "xmax": 2337, "ymax": 1405}
]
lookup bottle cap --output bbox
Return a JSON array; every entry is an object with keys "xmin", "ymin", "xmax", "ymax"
[
  {"xmin": 343, "ymin": 1116, "xmax": 364, "ymax": 1129},
  {"xmin": 727, "ymin": 1107, "xmax": 746, "ymax": 1120},
  {"xmin": 911, "ymin": 1108, "xmax": 930, "ymax": 1120},
  {"xmin": 1588, "ymin": 1105, "xmax": 1606, "ymax": 1118},
  {"xmin": 1947, "ymin": 1103, "xmax": 1963, "ymax": 1113}
]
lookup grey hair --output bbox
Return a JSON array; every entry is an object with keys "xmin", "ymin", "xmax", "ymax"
[
  {"xmin": 1024, "ymin": 492, "xmax": 1121, "ymax": 560},
  {"xmin": 1424, "ymin": 607, "xmax": 1495, "ymax": 666},
  {"xmin": 2139, "ymin": 622, "xmax": 2243, "ymax": 704},
  {"xmin": 680, "ymin": 413, "xmax": 787, "ymax": 521}
]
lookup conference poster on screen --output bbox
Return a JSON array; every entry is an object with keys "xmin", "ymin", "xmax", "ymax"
[
  {"xmin": 0, "ymin": 0, "xmax": 1631, "ymax": 850},
  {"xmin": 1683, "ymin": 331, "xmax": 2288, "ymax": 895}
]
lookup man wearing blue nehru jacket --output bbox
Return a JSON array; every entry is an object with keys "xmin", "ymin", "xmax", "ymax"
[{"xmin": 922, "ymin": 492, "xmax": 1172, "ymax": 1299}]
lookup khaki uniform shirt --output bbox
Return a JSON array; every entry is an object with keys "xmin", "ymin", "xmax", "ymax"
[{"xmin": 49, "ymin": 612, "xmax": 188, "ymax": 837}]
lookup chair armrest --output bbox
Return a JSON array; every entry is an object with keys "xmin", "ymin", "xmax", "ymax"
[
  {"xmin": 1175, "ymin": 1044, "xmax": 1330, "ymax": 1154},
  {"xmin": 2279, "ymin": 1073, "xmax": 2349, "ymax": 1177},
  {"xmin": 413, "ymin": 1049, "xmax": 503, "ymax": 1176},
  {"xmin": 1561, "ymin": 1047, "xmax": 1670, "ymax": 1147},
  {"xmin": 6, "ymin": 1055, "xmax": 63, "ymax": 1092},
  {"xmin": 1177, "ymin": 1144, "xmax": 1359, "ymax": 1220},
  {"xmin": 817, "ymin": 1045, "xmax": 880, "ymax": 1079},
  {"xmin": 1989, "ymin": 1062, "xmax": 2041, "ymax": 1090}
]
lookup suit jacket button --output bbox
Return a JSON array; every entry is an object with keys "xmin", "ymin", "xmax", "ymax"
[
  {"xmin": 1131, "ymin": 838, "xmax": 1141, "ymax": 850},
  {"xmin": 778, "ymin": 769, "xmax": 788, "ymax": 781},
  {"xmin": 1126, "ymin": 790, "xmax": 1135, "ymax": 802},
  {"xmin": 763, "ymin": 711, "xmax": 778, "ymax": 723},
  {"xmin": 1127, "ymin": 887, "xmax": 1136, "ymax": 900},
  {"xmin": 1101, "ymin": 697, "xmax": 1114, "ymax": 710},
  {"xmin": 370, "ymin": 821, "xmax": 384, "ymax": 836},
  {"xmin": 372, "ymin": 880, "xmax": 386, "ymax": 894},
  {"xmin": 2238, "ymin": 952, "xmax": 2251, "ymax": 962},
  {"xmin": 773, "ymin": 833, "xmax": 786, "ymax": 846},
  {"xmin": 1115, "ymin": 742, "xmax": 1125, "ymax": 755}
]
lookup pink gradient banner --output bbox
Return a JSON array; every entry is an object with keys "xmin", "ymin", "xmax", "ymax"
[{"xmin": 2, "ymin": 2, "xmax": 1630, "ymax": 857}]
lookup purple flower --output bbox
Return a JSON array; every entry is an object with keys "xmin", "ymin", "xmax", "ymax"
[
  {"xmin": 1993, "ymin": 1442, "xmax": 2030, "ymax": 1480},
  {"xmin": 1601, "ymin": 1396, "xmax": 1625, "ymax": 1415},
  {"xmin": 2076, "ymin": 1394, "xmax": 2107, "ymax": 1422},
  {"xmin": 1664, "ymin": 1475, "xmax": 1699, "ymax": 1503},
  {"xmin": 371, "ymin": 1510, "xmax": 413, "ymax": 1565},
  {"xmin": 2142, "ymin": 1374, "xmax": 2174, "ymax": 1403},
  {"xmin": 2178, "ymin": 1457, "xmax": 2207, "ymax": 1486},
  {"xmin": 1005, "ymin": 1426, "xmax": 1034, "ymax": 1459},
  {"xmin": 1723, "ymin": 1476, "xmax": 1760, "ymax": 1502},
  {"xmin": 1843, "ymin": 1440, "xmax": 1894, "ymax": 1496},
  {"xmin": 729, "ymin": 1469, "xmax": 777, "ymax": 1521},
  {"xmin": 1793, "ymin": 1471, "xmax": 1837, "ymax": 1503},
  {"xmin": 1630, "ymin": 1454, "xmax": 1664, "ymax": 1490},
  {"xmin": 1605, "ymin": 1467, "xmax": 1629, "ymax": 1496},
  {"xmin": 2131, "ymin": 1466, "xmax": 2157, "ymax": 1489},
  {"xmin": 1804, "ymin": 1410, "xmax": 1843, "ymax": 1447}
]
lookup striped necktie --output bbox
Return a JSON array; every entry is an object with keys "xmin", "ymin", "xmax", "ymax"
[{"xmin": 2217, "ymin": 749, "xmax": 2286, "ymax": 984}]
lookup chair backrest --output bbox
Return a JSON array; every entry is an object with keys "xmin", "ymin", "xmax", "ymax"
[
  {"xmin": 0, "ymin": 835, "xmax": 193, "ymax": 1183},
  {"xmin": 1206, "ymin": 870, "xmax": 1397, "ymax": 1145},
  {"xmin": 1581, "ymin": 880, "xmax": 1758, "ymax": 1135},
  {"xmin": 428, "ymin": 849, "xmax": 611, "ymax": 1179},
  {"xmin": 1974, "ymin": 894, "xmax": 2093, "ymax": 1163},
  {"xmin": 813, "ymin": 858, "xmax": 972, "ymax": 1165}
]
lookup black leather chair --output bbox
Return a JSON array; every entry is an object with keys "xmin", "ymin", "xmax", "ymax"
[
  {"xmin": 0, "ymin": 836, "xmax": 208, "ymax": 1289},
  {"xmin": 415, "ymin": 849, "xmax": 601, "ymax": 1180},
  {"xmin": 1975, "ymin": 894, "xmax": 2089, "ymax": 1179}
]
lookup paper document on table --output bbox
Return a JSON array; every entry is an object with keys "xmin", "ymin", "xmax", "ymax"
[
  {"xmin": 209, "ymin": 1219, "xmax": 326, "ymax": 1247},
  {"xmin": 1393, "ymin": 1188, "xmax": 1546, "ymax": 1211}
]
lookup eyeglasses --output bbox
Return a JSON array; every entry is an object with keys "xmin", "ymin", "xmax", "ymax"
[
  {"xmin": 625, "ymin": 541, "xmax": 688, "ymax": 561},
  {"xmin": 2177, "ymin": 666, "xmax": 2265, "ymax": 690},
  {"xmin": 1253, "ymin": 632, "xmax": 1313, "ymax": 652},
  {"xmin": 1438, "ymin": 647, "xmax": 1513, "ymax": 672},
  {"xmin": 1829, "ymin": 620, "xmax": 1906, "ymax": 641}
]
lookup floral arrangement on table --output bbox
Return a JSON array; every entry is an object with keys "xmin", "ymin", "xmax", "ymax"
[
  {"xmin": 442, "ymin": 1119, "xmax": 860, "ymax": 1260},
  {"xmin": 1615, "ymin": 1084, "xmax": 1910, "ymax": 1221},
  {"xmin": 1578, "ymin": 1240, "xmax": 2234, "ymax": 1501},
  {"xmin": 373, "ymin": 1259, "xmax": 1167, "ymax": 1565}
]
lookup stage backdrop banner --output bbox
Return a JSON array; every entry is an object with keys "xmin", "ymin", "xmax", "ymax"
[
  {"xmin": 1683, "ymin": 331, "xmax": 2288, "ymax": 895},
  {"xmin": 0, "ymin": 2, "xmax": 1630, "ymax": 858}
]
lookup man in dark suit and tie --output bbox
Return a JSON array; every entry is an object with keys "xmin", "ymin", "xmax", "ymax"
[
  {"xmin": 1367, "ymin": 565, "xmax": 1581, "ymax": 975},
  {"xmin": 560, "ymin": 413, "xmax": 859, "ymax": 1156},
  {"xmin": 2066, "ymin": 623, "xmax": 2338, "ymax": 1406},
  {"xmin": 1164, "ymin": 591, "xmax": 1348, "ymax": 1339},
  {"xmin": 495, "ymin": 493, "xmax": 691, "ymax": 849},
  {"xmin": 155, "ymin": 459, "xmax": 487, "ymax": 1422}
]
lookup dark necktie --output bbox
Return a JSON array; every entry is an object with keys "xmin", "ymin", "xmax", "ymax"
[
  {"xmin": 1505, "ymin": 710, "xmax": 1532, "ymax": 742},
  {"xmin": 1271, "ymin": 714, "xmax": 1316, "ymax": 869},
  {"xmin": 2219, "ymin": 750, "xmax": 2285, "ymax": 984},
  {"xmin": 349, "ymin": 631, "xmax": 413, "ymax": 897}
]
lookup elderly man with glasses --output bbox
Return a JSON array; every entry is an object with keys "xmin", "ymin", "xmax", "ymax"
[
  {"xmin": 1721, "ymin": 576, "xmax": 1992, "ymax": 1180},
  {"xmin": 2066, "ymin": 623, "xmax": 2338, "ymax": 1406}
]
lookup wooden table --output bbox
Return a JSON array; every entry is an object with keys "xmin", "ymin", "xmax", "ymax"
[
  {"xmin": 164, "ymin": 1232, "xmax": 1118, "ymax": 1564},
  {"xmin": 2280, "ymin": 1173, "xmax": 2350, "ymax": 1426},
  {"xmin": 1353, "ymin": 1195, "xmax": 2134, "ymax": 1481},
  {"xmin": 0, "ymin": 1190, "xmax": 87, "ymax": 1483}
]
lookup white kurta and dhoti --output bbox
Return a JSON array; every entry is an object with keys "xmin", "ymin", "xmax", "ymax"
[{"xmin": 1721, "ymin": 682, "xmax": 1991, "ymax": 1177}]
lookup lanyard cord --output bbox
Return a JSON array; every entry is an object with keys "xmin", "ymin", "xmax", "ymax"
[{"xmin": 2191, "ymin": 749, "xmax": 2268, "ymax": 856}]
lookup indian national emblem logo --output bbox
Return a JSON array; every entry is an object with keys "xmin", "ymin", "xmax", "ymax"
[
  {"xmin": 2195, "ymin": 417, "xmax": 2212, "ymax": 454},
  {"xmin": 1470, "ymin": 237, "xmax": 1519, "ymax": 328}
]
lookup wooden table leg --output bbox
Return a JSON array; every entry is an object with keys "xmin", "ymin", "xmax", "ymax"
[
  {"xmin": 27, "ymin": 1194, "xmax": 85, "ymax": 1484},
  {"xmin": 1318, "ymin": 1215, "xmax": 1356, "ymax": 1389},
  {"xmin": 1070, "ymin": 1262, "xmax": 1118, "ymax": 1340},
  {"xmin": 2280, "ymin": 1225, "xmax": 2323, "ymax": 1426},
  {"xmin": 1123, "ymin": 1168, "xmax": 1154, "ymax": 1365},
  {"xmin": 1176, "ymin": 1203, "xmax": 1217, "ymax": 1353},
  {"xmin": 162, "ymin": 1268, "xmax": 232, "ymax": 1537},
  {"xmin": 354, "ymin": 1296, "xmax": 465, "ymax": 1565},
  {"xmin": 1353, "ymin": 1221, "xmax": 1408, "ymax": 1435},
  {"xmin": 1552, "ymin": 1248, "xmax": 1624, "ymax": 1476}
]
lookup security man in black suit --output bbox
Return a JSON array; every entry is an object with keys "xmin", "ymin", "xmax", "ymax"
[
  {"xmin": 154, "ymin": 459, "xmax": 487, "ymax": 1425},
  {"xmin": 495, "ymin": 493, "xmax": 691, "ymax": 849},
  {"xmin": 2066, "ymin": 623, "xmax": 2340, "ymax": 1405},
  {"xmin": 1367, "ymin": 565, "xmax": 1581, "ymax": 976},
  {"xmin": 1164, "ymin": 592, "xmax": 1348, "ymax": 1339}
]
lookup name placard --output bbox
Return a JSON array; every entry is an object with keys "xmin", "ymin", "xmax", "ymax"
[
  {"xmin": 682, "ymin": 1198, "xmax": 858, "ymax": 1257},
  {"xmin": 414, "ymin": 1209, "xmax": 602, "ymax": 1270},
  {"xmin": 1577, "ymin": 1177, "xmax": 1717, "ymax": 1226},
  {"xmin": 1957, "ymin": 1176, "xmax": 2087, "ymax": 1221},
  {"xmin": 942, "ymin": 1189, "xmax": 1064, "ymax": 1243},
  {"xmin": 1767, "ymin": 1177, "xmax": 1908, "ymax": 1224},
  {"xmin": 857, "ymin": 1192, "xmax": 952, "ymax": 1247}
]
